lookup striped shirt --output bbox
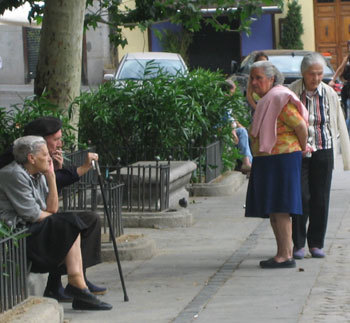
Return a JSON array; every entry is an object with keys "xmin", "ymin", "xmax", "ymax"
[{"xmin": 299, "ymin": 82, "xmax": 332, "ymax": 151}]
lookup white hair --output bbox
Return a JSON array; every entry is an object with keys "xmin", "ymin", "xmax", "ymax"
[
  {"xmin": 13, "ymin": 136, "xmax": 46, "ymax": 164},
  {"xmin": 300, "ymin": 52, "xmax": 326, "ymax": 74},
  {"xmin": 250, "ymin": 61, "xmax": 285, "ymax": 86}
]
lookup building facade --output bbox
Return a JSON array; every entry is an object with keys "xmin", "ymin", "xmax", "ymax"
[{"xmin": 1, "ymin": 1, "xmax": 348, "ymax": 85}]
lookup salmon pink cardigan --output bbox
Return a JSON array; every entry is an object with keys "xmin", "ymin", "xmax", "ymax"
[{"xmin": 250, "ymin": 85, "xmax": 309, "ymax": 154}]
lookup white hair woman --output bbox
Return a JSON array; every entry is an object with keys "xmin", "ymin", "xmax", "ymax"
[
  {"xmin": 0, "ymin": 136, "xmax": 112, "ymax": 311},
  {"xmin": 245, "ymin": 61, "xmax": 308, "ymax": 268},
  {"xmin": 290, "ymin": 52, "xmax": 350, "ymax": 259}
]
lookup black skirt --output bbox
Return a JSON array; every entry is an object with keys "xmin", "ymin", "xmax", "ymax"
[{"xmin": 27, "ymin": 212, "xmax": 88, "ymax": 273}]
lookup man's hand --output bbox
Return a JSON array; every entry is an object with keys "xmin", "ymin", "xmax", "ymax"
[
  {"xmin": 52, "ymin": 149, "xmax": 63, "ymax": 170},
  {"xmin": 77, "ymin": 152, "xmax": 99, "ymax": 177}
]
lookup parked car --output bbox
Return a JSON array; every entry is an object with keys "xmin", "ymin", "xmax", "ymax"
[
  {"xmin": 104, "ymin": 52, "xmax": 188, "ymax": 82},
  {"xmin": 230, "ymin": 50, "xmax": 342, "ymax": 96}
]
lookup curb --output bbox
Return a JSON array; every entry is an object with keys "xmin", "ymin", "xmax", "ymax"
[
  {"xmin": 27, "ymin": 273, "xmax": 48, "ymax": 297},
  {"xmin": 0, "ymin": 297, "xmax": 63, "ymax": 323},
  {"xmin": 122, "ymin": 208, "xmax": 193, "ymax": 228},
  {"xmin": 189, "ymin": 171, "xmax": 246, "ymax": 196},
  {"xmin": 101, "ymin": 234, "xmax": 157, "ymax": 261}
]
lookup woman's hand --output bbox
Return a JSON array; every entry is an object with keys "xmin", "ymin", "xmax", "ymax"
[
  {"xmin": 302, "ymin": 144, "xmax": 314, "ymax": 158},
  {"xmin": 43, "ymin": 157, "xmax": 55, "ymax": 179},
  {"xmin": 246, "ymin": 78, "xmax": 257, "ymax": 110},
  {"xmin": 294, "ymin": 120, "xmax": 308, "ymax": 151},
  {"xmin": 44, "ymin": 157, "xmax": 59, "ymax": 214},
  {"xmin": 232, "ymin": 129, "xmax": 239, "ymax": 144},
  {"xmin": 37, "ymin": 211, "xmax": 52, "ymax": 222}
]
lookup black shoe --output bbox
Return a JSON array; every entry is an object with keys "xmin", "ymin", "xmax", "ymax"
[
  {"xmin": 65, "ymin": 284, "xmax": 101, "ymax": 303},
  {"xmin": 65, "ymin": 284, "xmax": 112, "ymax": 310},
  {"xmin": 260, "ymin": 257, "xmax": 296, "ymax": 269},
  {"xmin": 72, "ymin": 299, "xmax": 113, "ymax": 311},
  {"xmin": 44, "ymin": 285, "xmax": 73, "ymax": 303},
  {"xmin": 86, "ymin": 279, "xmax": 107, "ymax": 295}
]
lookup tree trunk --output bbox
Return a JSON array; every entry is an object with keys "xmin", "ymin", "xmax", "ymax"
[{"xmin": 35, "ymin": 0, "xmax": 86, "ymax": 114}]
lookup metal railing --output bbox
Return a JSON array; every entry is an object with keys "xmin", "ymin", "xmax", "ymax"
[
  {"xmin": 0, "ymin": 228, "xmax": 28, "ymax": 313},
  {"xmin": 62, "ymin": 182, "xmax": 124, "ymax": 239},
  {"xmin": 62, "ymin": 139, "xmax": 221, "ymax": 217},
  {"xmin": 102, "ymin": 140, "xmax": 223, "ymax": 184},
  {"xmin": 64, "ymin": 148, "xmax": 95, "ymax": 183},
  {"xmin": 204, "ymin": 141, "xmax": 223, "ymax": 183},
  {"xmin": 64, "ymin": 141, "xmax": 223, "ymax": 183},
  {"xmin": 110, "ymin": 160, "xmax": 170, "ymax": 212}
]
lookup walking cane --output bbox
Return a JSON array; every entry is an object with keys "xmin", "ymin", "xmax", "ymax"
[{"xmin": 92, "ymin": 160, "xmax": 129, "ymax": 302}]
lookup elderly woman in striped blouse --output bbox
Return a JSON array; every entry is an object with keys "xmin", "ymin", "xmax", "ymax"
[{"xmin": 289, "ymin": 52, "xmax": 350, "ymax": 259}]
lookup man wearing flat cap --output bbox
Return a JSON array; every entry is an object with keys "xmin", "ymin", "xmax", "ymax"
[
  {"xmin": 0, "ymin": 116, "xmax": 106, "ymax": 301},
  {"xmin": 23, "ymin": 116, "xmax": 95, "ymax": 193}
]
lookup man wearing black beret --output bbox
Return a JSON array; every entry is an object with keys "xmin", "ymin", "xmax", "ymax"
[
  {"xmin": 0, "ymin": 116, "xmax": 107, "ymax": 302},
  {"xmin": 23, "ymin": 117, "xmax": 83, "ymax": 193}
]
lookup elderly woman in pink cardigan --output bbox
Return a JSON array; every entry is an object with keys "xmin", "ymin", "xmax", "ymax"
[{"xmin": 245, "ymin": 61, "xmax": 308, "ymax": 269}]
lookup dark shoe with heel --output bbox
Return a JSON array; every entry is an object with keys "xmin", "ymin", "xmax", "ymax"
[
  {"xmin": 240, "ymin": 165, "xmax": 251, "ymax": 175},
  {"xmin": 43, "ymin": 285, "xmax": 73, "ymax": 303},
  {"xmin": 86, "ymin": 279, "xmax": 107, "ymax": 295},
  {"xmin": 65, "ymin": 284, "xmax": 112, "ymax": 311},
  {"xmin": 260, "ymin": 257, "xmax": 296, "ymax": 269},
  {"xmin": 72, "ymin": 299, "xmax": 112, "ymax": 311}
]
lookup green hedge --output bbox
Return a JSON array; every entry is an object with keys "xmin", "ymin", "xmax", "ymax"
[
  {"xmin": 73, "ymin": 68, "xmax": 250, "ymax": 169},
  {"xmin": 0, "ymin": 69, "xmax": 251, "ymax": 172}
]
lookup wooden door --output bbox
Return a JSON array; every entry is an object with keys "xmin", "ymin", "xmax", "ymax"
[{"xmin": 314, "ymin": 0, "xmax": 350, "ymax": 68}]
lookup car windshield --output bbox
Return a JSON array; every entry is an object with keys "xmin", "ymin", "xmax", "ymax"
[
  {"xmin": 268, "ymin": 55, "xmax": 333, "ymax": 75},
  {"xmin": 118, "ymin": 59, "xmax": 186, "ymax": 80}
]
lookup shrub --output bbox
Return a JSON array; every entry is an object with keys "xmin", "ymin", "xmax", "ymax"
[
  {"xmin": 279, "ymin": 0, "xmax": 304, "ymax": 50},
  {"xmin": 73, "ymin": 68, "xmax": 250, "ymax": 169},
  {"xmin": 0, "ymin": 94, "xmax": 76, "ymax": 154}
]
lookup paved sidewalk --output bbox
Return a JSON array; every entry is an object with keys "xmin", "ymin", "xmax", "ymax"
[{"xmin": 61, "ymin": 154, "xmax": 350, "ymax": 323}]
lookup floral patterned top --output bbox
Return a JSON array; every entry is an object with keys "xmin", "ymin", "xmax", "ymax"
[{"xmin": 250, "ymin": 103, "xmax": 304, "ymax": 156}]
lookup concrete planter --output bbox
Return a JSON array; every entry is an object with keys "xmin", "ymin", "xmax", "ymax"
[
  {"xmin": 189, "ymin": 171, "xmax": 247, "ymax": 196},
  {"xmin": 118, "ymin": 161, "xmax": 197, "ymax": 210}
]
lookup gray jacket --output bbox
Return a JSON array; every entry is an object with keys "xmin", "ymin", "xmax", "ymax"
[
  {"xmin": 289, "ymin": 79, "xmax": 350, "ymax": 170},
  {"xmin": 0, "ymin": 161, "xmax": 48, "ymax": 226}
]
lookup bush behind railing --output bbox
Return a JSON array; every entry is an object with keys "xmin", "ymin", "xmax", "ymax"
[
  {"xmin": 0, "ymin": 93, "xmax": 76, "ymax": 154},
  {"xmin": 73, "ymin": 68, "xmax": 250, "ymax": 171}
]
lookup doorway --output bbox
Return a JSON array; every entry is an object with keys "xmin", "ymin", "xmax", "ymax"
[
  {"xmin": 187, "ymin": 17, "xmax": 241, "ymax": 75},
  {"xmin": 314, "ymin": 0, "xmax": 350, "ymax": 68}
]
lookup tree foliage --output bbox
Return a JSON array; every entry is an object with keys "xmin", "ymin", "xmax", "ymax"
[
  {"xmin": 279, "ymin": 0, "xmax": 303, "ymax": 50},
  {"xmin": 0, "ymin": 0, "xmax": 284, "ymax": 48}
]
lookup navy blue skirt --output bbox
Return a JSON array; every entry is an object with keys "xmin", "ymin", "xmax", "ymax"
[{"xmin": 245, "ymin": 151, "xmax": 302, "ymax": 218}]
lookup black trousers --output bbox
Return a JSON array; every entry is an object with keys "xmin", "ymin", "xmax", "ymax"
[{"xmin": 292, "ymin": 148, "xmax": 334, "ymax": 249}]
